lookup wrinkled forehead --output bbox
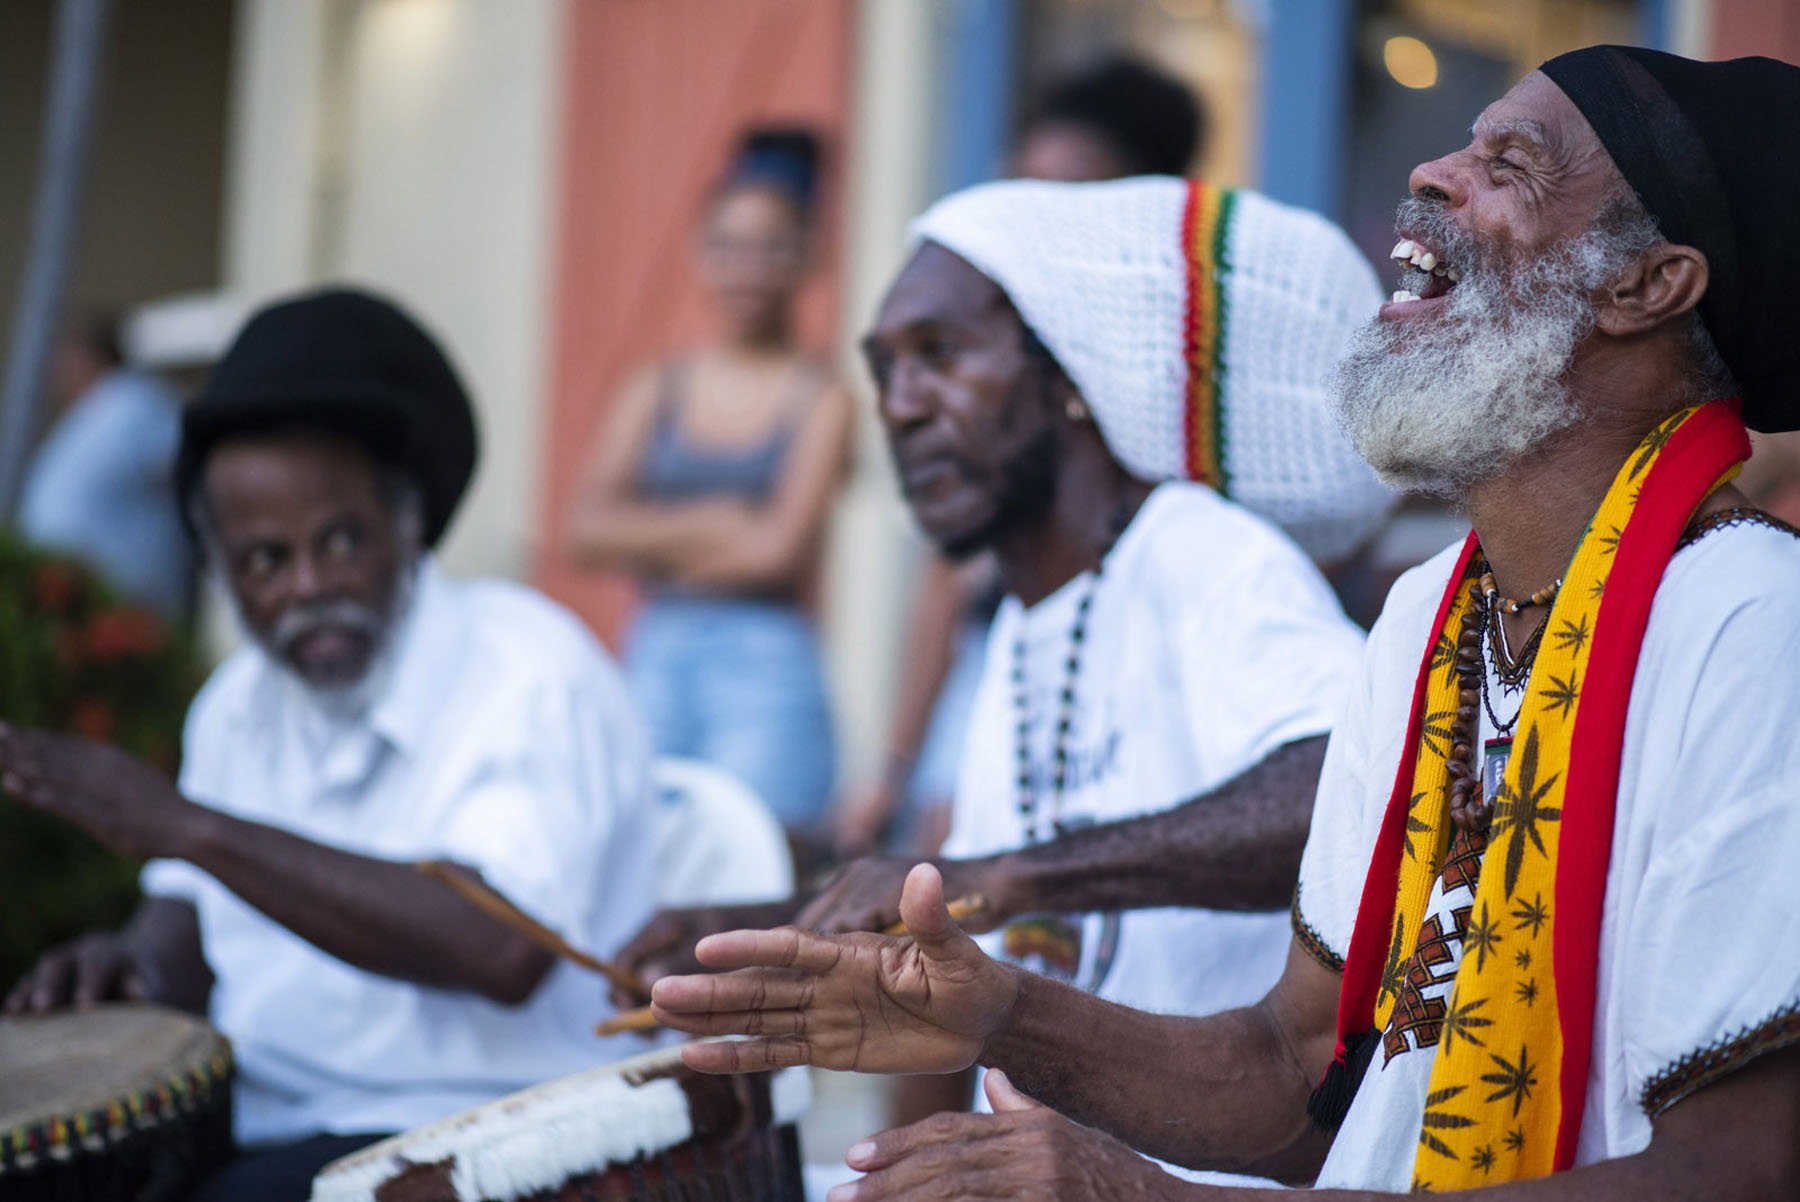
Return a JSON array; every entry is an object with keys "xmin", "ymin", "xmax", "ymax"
[
  {"xmin": 1471, "ymin": 70, "xmax": 1611, "ymax": 177},
  {"xmin": 871, "ymin": 241, "xmax": 1013, "ymax": 336},
  {"xmin": 202, "ymin": 430, "xmax": 384, "ymax": 518}
]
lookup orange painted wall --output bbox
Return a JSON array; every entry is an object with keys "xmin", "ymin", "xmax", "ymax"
[
  {"xmin": 536, "ymin": 0, "xmax": 853, "ymax": 645},
  {"xmin": 1711, "ymin": 0, "xmax": 1800, "ymax": 63}
]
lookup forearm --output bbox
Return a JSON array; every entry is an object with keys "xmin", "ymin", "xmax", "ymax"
[
  {"xmin": 568, "ymin": 497, "xmax": 758, "ymax": 574},
  {"xmin": 983, "ymin": 967, "xmax": 1328, "ymax": 1181},
  {"xmin": 174, "ymin": 807, "xmax": 551, "ymax": 1003},
  {"xmin": 981, "ymin": 736, "xmax": 1325, "ymax": 920},
  {"xmin": 1291, "ymin": 1146, "xmax": 1765, "ymax": 1202},
  {"xmin": 667, "ymin": 524, "xmax": 819, "ymax": 591}
]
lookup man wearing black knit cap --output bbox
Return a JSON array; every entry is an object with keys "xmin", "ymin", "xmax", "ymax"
[
  {"xmin": 646, "ymin": 48, "xmax": 1800, "ymax": 1199},
  {"xmin": 2, "ymin": 289, "xmax": 660, "ymax": 1199}
]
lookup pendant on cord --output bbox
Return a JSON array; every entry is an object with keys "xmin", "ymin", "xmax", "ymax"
[{"xmin": 1482, "ymin": 736, "xmax": 1513, "ymax": 809}]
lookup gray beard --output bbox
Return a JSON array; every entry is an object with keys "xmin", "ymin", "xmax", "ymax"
[
  {"xmin": 219, "ymin": 554, "xmax": 420, "ymax": 724},
  {"xmin": 1334, "ymin": 221, "xmax": 1626, "ymax": 501}
]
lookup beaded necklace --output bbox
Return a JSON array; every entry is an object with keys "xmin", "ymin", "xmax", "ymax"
[
  {"xmin": 1011, "ymin": 572, "xmax": 1100, "ymax": 844},
  {"xmin": 1447, "ymin": 560, "xmax": 1561, "ymax": 832}
]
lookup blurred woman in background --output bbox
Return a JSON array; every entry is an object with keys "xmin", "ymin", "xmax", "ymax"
[{"xmin": 569, "ymin": 129, "xmax": 851, "ymax": 845}]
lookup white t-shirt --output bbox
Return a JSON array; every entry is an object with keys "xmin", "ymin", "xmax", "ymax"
[
  {"xmin": 142, "ymin": 560, "xmax": 659, "ymax": 1145},
  {"xmin": 1297, "ymin": 519, "xmax": 1800, "ymax": 1191},
  {"xmin": 947, "ymin": 482, "xmax": 1366, "ymax": 1021}
]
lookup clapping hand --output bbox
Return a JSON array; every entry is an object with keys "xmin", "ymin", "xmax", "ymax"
[
  {"xmin": 652, "ymin": 863, "xmax": 1018, "ymax": 1076},
  {"xmin": 827, "ymin": 1070, "xmax": 1187, "ymax": 1201}
]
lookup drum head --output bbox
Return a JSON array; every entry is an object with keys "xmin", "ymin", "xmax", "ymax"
[{"xmin": 0, "ymin": 1004, "xmax": 226, "ymax": 1132}]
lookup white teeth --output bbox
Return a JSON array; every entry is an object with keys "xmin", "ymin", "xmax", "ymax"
[
  {"xmin": 1418, "ymin": 251, "xmax": 1437, "ymax": 271},
  {"xmin": 1447, "ymin": 266, "xmax": 1461, "ymax": 282},
  {"xmin": 1391, "ymin": 238, "xmax": 1416, "ymax": 261},
  {"xmin": 1390, "ymin": 289, "xmax": 1421, "ymax": 304}
]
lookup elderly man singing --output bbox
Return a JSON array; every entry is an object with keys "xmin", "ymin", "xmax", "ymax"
[
  {"xmin": 651, "ymin": 47, "xmax": 1800, "ymax": 1200},
  {"xmin": 2, "ymin": 289, "xmax": 658, "ymax": 1200}
]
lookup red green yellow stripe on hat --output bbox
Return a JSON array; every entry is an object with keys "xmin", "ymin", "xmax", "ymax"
[{"xmin": 1181, "ymin": 180, "xmax": 1233, "ymax": 494}]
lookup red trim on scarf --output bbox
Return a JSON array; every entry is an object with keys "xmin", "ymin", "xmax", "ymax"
[
  {"xmin": 1549, "ymin": 397, "xmax": 1749, "ymax": 1168},
  {"xmin": 1180, "ymin": 180, "xmax": 1204, "ymax": 482},
  {"xmin": 1327, "ymin": 533, "xmax": 1480, "ymax": 1064}
]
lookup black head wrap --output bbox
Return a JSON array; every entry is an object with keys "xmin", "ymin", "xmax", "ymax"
[
  {"xmin": 1539, "ymin": 46, "xmax": 1800, "ymax": 433},
  {"xmin": 178, "ymin": 287, "xmax": 479, "ymax": 548}
]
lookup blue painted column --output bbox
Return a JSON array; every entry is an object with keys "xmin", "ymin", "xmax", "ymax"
[
  {"xmin": 1638, "ymin": 0, "xmax": 1675, "ymax": 50},
  {"xmin": 930, "ymin": 0, "xmax": 1021, "ymax": 197},
  {"xmin": 1256, "ymin": 0, "xmax": 1355, "ymax": 220}
]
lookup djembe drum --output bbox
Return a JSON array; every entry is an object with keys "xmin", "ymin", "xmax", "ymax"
[
  {"xmin": 0, "ymin": 1004, "xmax": 234, "ymax": 1202},
  {"xmin": 310, "ymin": 1043, "xmax": 807, "ymax": 1202}
]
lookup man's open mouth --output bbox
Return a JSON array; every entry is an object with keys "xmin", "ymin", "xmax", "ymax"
[{"xmin": 1387, "ymin": 236, "xmax": 1464, "ymax": 304}]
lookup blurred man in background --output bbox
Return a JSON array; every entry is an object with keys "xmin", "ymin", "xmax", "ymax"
[
  {"xmin": 3, "ymin": 288, "xmax": 659, "ymax": 1201},
  {"xmin": 17, "ymin": 312, "xmax": 191, "ymax": 618}
]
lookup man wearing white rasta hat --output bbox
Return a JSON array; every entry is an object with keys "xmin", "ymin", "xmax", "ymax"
[
  {"xmin": 905, "ymin": 175, "xmax": 1393, "ymax": 564},
  {"xmin": 768, "ymin": 175, "xmax": 1386, "ymax": 1187}
]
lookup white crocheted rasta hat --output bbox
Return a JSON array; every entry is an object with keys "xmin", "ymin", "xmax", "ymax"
[{"xmin": 910, "ymin": 176, "xmax": 1395, "ymax": 564}]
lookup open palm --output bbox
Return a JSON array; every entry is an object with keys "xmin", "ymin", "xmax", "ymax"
[{"xmin": 652, "ymin": 864, "xmax": 1018, "ymax": 1076}]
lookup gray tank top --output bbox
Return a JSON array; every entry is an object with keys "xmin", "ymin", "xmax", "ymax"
[{"xmin": 635, "ymin": 359, "xmax": 813, "ymax": 504}]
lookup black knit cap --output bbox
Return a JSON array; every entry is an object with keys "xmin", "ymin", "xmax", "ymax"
[
  {"xmin": 1539, "ymin": 46, "xmax": 1800, "ymax": 433},
  {"xmin": 178, "ymin": 287, "xmax": 479, "ymax": 547}
]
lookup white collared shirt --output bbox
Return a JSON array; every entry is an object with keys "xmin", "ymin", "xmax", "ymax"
[{"xmin": 143, "ymin": 559, "xmax": 659, "ymax": 1145}]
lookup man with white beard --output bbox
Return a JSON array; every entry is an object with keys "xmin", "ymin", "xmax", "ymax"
[
  {"xmin": 1, "ymin": 289, "xmax": 660, "ymax": 1201},
  {"xmin": 648, "ymin": 46, "xmax": 1800, "ymax": 1199}
]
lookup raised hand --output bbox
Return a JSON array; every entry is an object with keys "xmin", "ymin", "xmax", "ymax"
[
  {"xmin": 0, "ymin": 723, "xmax": 195, "ymax": 860},
  {"xmin": 4, "ymin": 933, "xmax": 148, "ymax": 1014},
  {"xmin": 825, "ymin": 1070, "xmax": 1189, "ymax": 1201},
  {"xmin": 652, "ymin": 863, "xmax": 1018, "ymax": 1076}
]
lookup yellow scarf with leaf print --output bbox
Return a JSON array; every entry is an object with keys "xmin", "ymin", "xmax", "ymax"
[{"xmin": 1319, "ymin": 400, "xmax": 1750, "ymax": 1187}]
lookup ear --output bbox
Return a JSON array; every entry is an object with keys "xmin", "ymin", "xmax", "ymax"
[{"xmin": 1594, "ymin": 243, "xmax": 1708, "ymax": 338}]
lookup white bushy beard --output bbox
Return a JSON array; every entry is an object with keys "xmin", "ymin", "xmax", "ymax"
[
  {"xmin": 211, "ymin": 498, "xmax": 424, "ymax": 723},
  {"xmin": 1335, "ymin": 199, "xmax": 1639, "ymax": 501}
]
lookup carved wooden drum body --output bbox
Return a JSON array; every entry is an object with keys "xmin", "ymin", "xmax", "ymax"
[{"xmin": 311, "ymin": 1043, "xmax": 808, "ymax": 1202}]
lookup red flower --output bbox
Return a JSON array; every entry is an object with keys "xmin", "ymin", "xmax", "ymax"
[
  {"xmin": 68, "ymin": 699, "xmax": 114, "ymax": 741},
  {"xmin": 85, "ymin": 609, "xmax": 164, "ymax": 661}
]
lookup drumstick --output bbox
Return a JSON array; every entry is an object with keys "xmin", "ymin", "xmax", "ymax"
[
  {"xmin": 417, "ymin": 860, "xmax": 646, "ymax": 999},
  {"xmin": 594, "ymin": 894, "xmax": 987, "ymax": 1038}
]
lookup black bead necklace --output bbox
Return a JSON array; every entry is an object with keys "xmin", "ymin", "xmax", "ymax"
[
  {"xmin": 1012, "ymin": 572, "xmax": 1100, "ymax": 845},
  {"xmin": 1449, "ymin": 560, "xmax": 1560, "ymax": 832}
]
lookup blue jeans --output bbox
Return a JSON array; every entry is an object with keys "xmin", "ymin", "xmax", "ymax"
[{"xmin": 627, "ymin": 596, "xmax": 837, "ymax": 831}]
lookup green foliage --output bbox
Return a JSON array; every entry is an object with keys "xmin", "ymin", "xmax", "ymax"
[{"xmin": 0, "ymin": 534, "xmax": 205, "ymax": 988}]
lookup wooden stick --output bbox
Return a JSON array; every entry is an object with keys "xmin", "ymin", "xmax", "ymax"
[
  {"xmin": 594, "ymin": 894, "xmax": 988, "ymax": 1038},
  {"xmin": 417, "ymin": 859, "xmax": 645, "ymax": 999}
]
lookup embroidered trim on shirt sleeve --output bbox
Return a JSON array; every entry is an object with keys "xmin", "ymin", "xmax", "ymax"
[
  {"xmin": 1675, "ymin": 506, "xmax": 1800, "ymax": 552},
  {"xmin": 1639, "ymin": 999, "xmax": 1800, "ymax": 1117},
  {"xmin": 1291, "ymin": 885, "xmax": 1344, "ymax": 973}
]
